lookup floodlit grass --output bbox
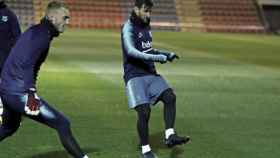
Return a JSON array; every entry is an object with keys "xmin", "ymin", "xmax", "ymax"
[{"xmin": 0, "ymin": 29, "xmax": 280, "ymax": 158}]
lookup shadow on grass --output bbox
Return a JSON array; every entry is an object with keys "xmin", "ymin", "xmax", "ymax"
[
  {"xmin": 150, "ymin": 132, "xmax": 186, "ymax": 158},
  {"xmin": 25, "ymin": 147, "xmax": 98, "ymax": 158}
]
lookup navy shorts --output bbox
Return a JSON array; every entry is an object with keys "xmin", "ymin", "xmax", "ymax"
[{"xmin": 126, "ymin": 75, "xmax": 170, "ymax": 109}]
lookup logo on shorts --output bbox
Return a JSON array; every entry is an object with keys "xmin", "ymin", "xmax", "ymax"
[{"xmin": 1, "ymin": 16, "xmax": 8, "ymax": 22}]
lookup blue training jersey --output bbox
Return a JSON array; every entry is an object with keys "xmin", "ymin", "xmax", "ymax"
[
  {"xmin": 0, "ymin": 2, "xmax": 21, "ymax": 53},
  {"xmin": 121, "ymin": 13, "xmax": 167, "ymax": 84},
  {"xmin": 0, "ymin": 2, "xmax": 21, "ymax": 71},
  {"xmin": 0, "ymin": 18, "xmax": 59, "ymax": 94}
]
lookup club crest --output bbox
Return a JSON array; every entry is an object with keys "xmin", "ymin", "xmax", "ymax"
[
  {"xmin": 1, "ymin": 16, "xmax": 8, "ymax": 22},
  {"xmin": 138, "ymin": 32, "xmax": 143, "ymax": 38}
]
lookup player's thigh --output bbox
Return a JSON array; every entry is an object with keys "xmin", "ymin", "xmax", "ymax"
[
  {"xmin": 0, "ymin": 96, "xmax": 22, "ymax": 128},
  {"xmin": 1, "ymin": 94, "xmax": 26, "ymax": 114},
  {"xmin": 126, "ymin": 77, "xmax": 150, "ymax": 109},
  {"xmin": 148, "ymin": 76, "xmax": 170, "ymax": 104}
]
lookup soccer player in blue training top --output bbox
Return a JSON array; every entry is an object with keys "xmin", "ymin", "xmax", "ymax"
[
  {"xmin": 0, "ymin": 1, "xmax": 89, "ymax": 158},
  {"xmin": 121, "ymin": 0, "xmax": 190, "ymax": 157},
  {"xmin": 0, "ymin": 0, "xmax": 21, "ymax": 125}
]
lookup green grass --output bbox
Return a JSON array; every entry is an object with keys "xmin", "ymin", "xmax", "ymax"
[{"xmin": 0, "ymin": 29, "xmax": 280, "ymax": 158}]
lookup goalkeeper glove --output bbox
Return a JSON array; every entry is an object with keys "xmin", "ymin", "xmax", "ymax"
[{"xmin": 24, "ymin": 88, "xmax": 40, "ymax": 116}]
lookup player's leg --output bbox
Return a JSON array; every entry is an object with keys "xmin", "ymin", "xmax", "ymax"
[
  {"xmin": 149, "ymin": 76, "xmax": 175, "ymax": 130},
  {"xmin": 0, "ymin": 96, "xmax": 22, "ymax": 141},
  {"xmin": 126, "ymin": 77, "xmax": 156, "ymax": 158},
  {"xmin": 135, "ymin": 104, "xmax": 151, "ymax": 148},
  {"xmin": 27, "ymin": 99, "xmax": 88, "ymax": 158},
  {"xmin": 158, "ymin": 88, "xmax": 176, "ymax": 132},
  {"xmin": 150, "ymin": 76, "xmax": 190, "ymax": 147},
  {"xmin": 135, "ymin": 104, "xmax": 157, "ymax": 158}
]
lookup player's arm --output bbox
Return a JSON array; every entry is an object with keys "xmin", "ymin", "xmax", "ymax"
[
  {"xmin": 122, "ymin": 23, "xmax": 167, "ymax": 63},
  {"xmin": 24, "ymin": 34, "xmax": 48, "ymax": 116},
  {"xmin": 149, "ymin": 49, "xmax": 179, "ymax": 62}
]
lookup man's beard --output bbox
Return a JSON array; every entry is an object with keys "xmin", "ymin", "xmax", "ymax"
[
  {"xmin": 131, "ymin": 11, "xmax": 151, "ymax": 28},
  {"xmin": 143, "ymin": 17, "xmax": 150, "ymax": 26}
]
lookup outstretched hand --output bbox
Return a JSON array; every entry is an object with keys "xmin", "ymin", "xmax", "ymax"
[{"xmin": 167, "ymin": 52, "xmax": 179, "ymax": 62}]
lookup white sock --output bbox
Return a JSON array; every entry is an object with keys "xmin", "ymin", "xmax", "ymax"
[
  {"xmin": 165, "ymin": 128, "xmax": 175, "ymax": 139},
  {"xmin": 83, "ymin": 155, "xmax": 89, "ymax": 158},
  {"xmin": 142, "ymin": 144, "xmax": 151, "ymax": 154}
]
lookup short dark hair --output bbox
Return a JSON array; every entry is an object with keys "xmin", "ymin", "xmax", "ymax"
[
  {"xmin": 135, "ymin": 0, "xmax": 154, "ymax": 8},
  {"xmin": 46, "ymin": 1, "xmax": 67, "ymax": 14}
]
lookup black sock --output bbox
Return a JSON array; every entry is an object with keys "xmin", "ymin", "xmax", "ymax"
[
  {"xmin": 135, "ymin": 104, "xmax": 151, "ymax": 146},
  {"xmin": 57, "ymin": 124, "xmax": 85, "ymax": 158},
  {"xmin": 160, "ymin": 89, "xmax": 176, "ymax": 129}
]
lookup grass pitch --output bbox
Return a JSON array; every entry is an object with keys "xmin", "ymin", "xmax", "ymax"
[{"xmin": 0, "ymin": 29, "xmax": 280, "ymax": 158}]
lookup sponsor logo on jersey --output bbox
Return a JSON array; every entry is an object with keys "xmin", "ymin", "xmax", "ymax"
[{"xmin": 142, "ymin": 41, "xmax": 152, "ymax": 49}]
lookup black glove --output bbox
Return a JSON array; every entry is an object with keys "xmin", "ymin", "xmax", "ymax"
[{"xmin": 166, "ymin": 52, "xmax": 179, "ymax": 62}]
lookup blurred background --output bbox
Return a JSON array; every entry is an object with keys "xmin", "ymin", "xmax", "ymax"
[{"xmin": 4, "ymin": 0, "xmax": 280, "ymax": 34}]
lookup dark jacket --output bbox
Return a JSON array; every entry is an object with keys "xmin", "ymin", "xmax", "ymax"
[
  {"xmin": 0, "ymin": 1, "xmax": 21, "ymax": 71},
  {"xmin": 0, "ymin": 18, "xmax": 59, "ymax": 94}
]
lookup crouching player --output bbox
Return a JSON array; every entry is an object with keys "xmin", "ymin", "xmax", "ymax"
[{"xmin": 0, "ymin": 1, "xmax": 89, "ymax": 158}]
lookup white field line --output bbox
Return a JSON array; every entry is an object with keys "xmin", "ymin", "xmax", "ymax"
[{"xmin": 43, "ymin": 60, "xmax": 280, "ymax": 80}]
